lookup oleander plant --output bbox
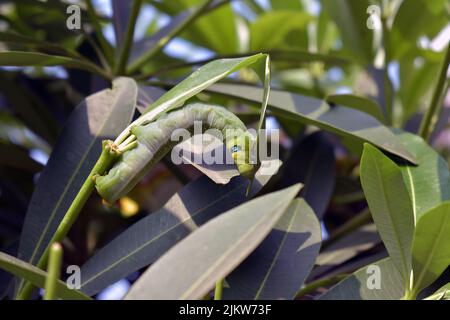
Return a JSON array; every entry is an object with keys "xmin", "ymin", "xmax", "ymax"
[{"xmin": 0, "ymin": 0, "xmax": 449, "ymax": 300}]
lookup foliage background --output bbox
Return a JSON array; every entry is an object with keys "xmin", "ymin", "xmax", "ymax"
[{"xmin": 0, "ymin": 0, "xmax": 449, "ymax": 299}]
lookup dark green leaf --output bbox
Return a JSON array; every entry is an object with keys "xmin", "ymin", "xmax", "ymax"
[
  {"xmin": 205, "ymin": 83, "xmax": 416, "ymax": 163},
  {"xmin": 125, "ymin": 184, "xmax": 302, "ymax": 300},
  {"xmin": 154, "ymin": 0, "xmax": 239, "ymax": 54},
  {"xmin": 111, "ymin": 0, "xmax": 133, "ymax": 47},
  {"xmin": 279, "ymin": 132, "xmax": 336, "ymax": 219},
  {"xmin": 0, "ymin": 51, "xmax": 107, "ymax": 77},
  {"xmin": 79, "ymin": 161, "xmax": 280, "ymax": 295},
  {"xmin": 17, "ymin": 78, "xmax": 137, "ymax": 286},
  {"xmin": 311, "ymin": 224, "xmax": 380, "ymax": 279},
  {"xmin": 326, "ymin": 94, "xmax": 385, "ymax": 123},
  {"xmin": 223, "ymin": 198, "xmax": 321, "ymax": 299},
  {"xmin": 319, "ymin": 258, "xmax": 404, "ymax": 300},
  {"xmin": 249, "ymin": 11, "xmax": 312, "ymax": 51},
  {"xmin": 321, "ymin": 0, "xmax": 374, "ymax": 64},
  {"xmin": 0, "ymin": 143, "xmax": 43, "ymax": 173}
]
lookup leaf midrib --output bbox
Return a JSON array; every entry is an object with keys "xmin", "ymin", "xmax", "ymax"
[
  {"xmin": 181, "ymin": 197, "xmax": 289, "ymax": 299},
  {"xmin": 254, "ymin": 200, "xmax": 300, "ymax": 299}
]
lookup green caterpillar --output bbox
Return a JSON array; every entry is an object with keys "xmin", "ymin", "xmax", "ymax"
[{"xmin": 95, "ymin": 103, "xmax": 256, "ymax": 203}]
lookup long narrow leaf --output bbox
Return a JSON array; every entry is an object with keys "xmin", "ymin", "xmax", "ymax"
[
  {"xmin": 223, "ymin": 198, "xmax": 321, "ymax": 299},
  {"xmin": 117, "ymin": 55, "xmax": 269, "ymax": 143},
  {"xmin": 0, "ymin": 252, "xmax": 90, "ymax": 300},
  {"xmin": 79, "ymin": 160, "xmax": 280, "ymax": 296},
  {"xmin": 125, "ymin": 184, "xmax": 302, "ymax": 300},
  {"xmin": 319, "ymin": 258, "xmax": 404, "ymax": 300},
  {"xmin": 17, "ymin": 78, "xmax": 137, "ymax": 292},
  {"xmin": 205, "ymin": 83, "xmax": 416, "ymax": 163},
  {"xmin": 0, "ymin": 51, "xmax": 109, "ymax": 78}
]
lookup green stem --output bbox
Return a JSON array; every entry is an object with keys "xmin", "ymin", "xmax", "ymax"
[
  {"xmin": 43, "ymin": 243, "xmax": 63, "ymax": 300},
  {"xmin": 295, "ymin": 274, "xmax": 348, "ymax": 298},
  {"xmin": 214, "ymin": 279, "xmax": 224, "ymax": 300},
  {"xmin": 332, "ymin": 191, "xmax": 366, "ymax": 205},
  {"xmin": 323, "ymin": 208, "xmax": 372, "ymax": 248},
  {"xmin": 128, "ymin": 0, "xmax": 213, "ymax": 74},
  {"xmin": 418, "ymin": 42, "xmax": 450, "ymax": 141},
  {"xmin": 85, "ymin": 0, "xmax": 114, "ymax": 66},
  {"xmin": 402, "ymin": 289, "xmax": 417, "ymax": 300},
  {"xmin": 17, "ymin": 141, "xmax": 119, "ymax": 300},
  {"xmin": 115, "ymin": 0, "xmax": 143, "ymax": 75}
]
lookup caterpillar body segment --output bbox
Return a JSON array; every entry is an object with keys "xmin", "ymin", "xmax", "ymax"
[{"xmin": 95, "ymin": 103, "xmax": 256, "ymax": 203}]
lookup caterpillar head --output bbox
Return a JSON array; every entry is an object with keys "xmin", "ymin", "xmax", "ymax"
[{"xmin": 226, "ymin": 130, "xmax": 257, "ymax": 179}]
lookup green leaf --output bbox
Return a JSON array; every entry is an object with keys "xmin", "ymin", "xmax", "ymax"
[
  {"xmin": 317, "ymin": 8, "xmax": 338, "ymax": 53},
  {"xmin": 389, "ymin": 0, "xmax": 448, "ymax": 59},
  {"xmin": 311, "ymin": 224, "xmax": 380, "ymax": 279},
  {"xmin": 205, "ymin": 83, "xmax": 416, "ymax": 163},
  {"xmin": 319, "ymin": 258, "xmax": 404, "ymax": 300},
  {"xmin": 142, "ymin": 54, "xmax": 265, "ymax": 115},
  {"xmin": 424, "ymin": 283, "xmax": 450, "ymax": 300},
  {"xmin": 223, "ymin": 198, "xmax": 321, "ymax": 299},
  {"xmin": 398, "ymin": 132, "xmax": 450, "ymax": 221},
  {"xmin": 0, "ymin": 51, "xmax": 108, "ymax": 78},
  {"xmin": 270, "ymin": 0, "xmax": 303, "ymax": 11},
  {"xmin": 0, "ymin": 73, "xmax": 58, "ymax": 143},
  {"xmin": 124, "ymin": 184, "xmax": 302, "ymax": 300},
  {"xmin": 121, "ymin": 55, "xmax": 270, "ymax": 144},
  {"xmin": 278, "ymin": 132, "xmax": 336, "ymax": 219},
  {"xmin": 154, "ymin": 0, "xmax": 239, "ymax": 54},
  {"xmin": 128, "ymin": 1, "xmax": 213, "ymax": 73},
  {"xmin": 249, "ymin": 11, "xmax": 312, "ymax": 51},
  {"xmin": 398, "ymin": 56, "xmax": 441, "ymax": 121},
  {"xmin": 411, "ymin": 202, "xmax": 450, "ymax": 297},
  {"xmin": 0, "ymin": 143, "xmax": 43, "ymax": 173},
  {"xmin": 17, "ymin": 78, "xmax": 137, "ymax": 290},
  {"xmin": 111, "ymin": 0, "xmax": 133, "ymax": 47},
  {"xmin": 0, "ymin": 251, "xmax": 90, "ymax": 300},
  {"xmin": 360, "ymin": 143, "xmax": 415, "ymax": 287},
  {"xmin": 0, "ymin": 31, "xmax": 80, "ymax": 57},
  {"xmin": 321, "ymin": 0, "xmax": 374, "ymax": 64},
  {"xmin": 326, "ymin": 94, "xmax": 385, "ymax": 123},
  {"xmin": 79, "ymin": 160, "xmax": 281, "ymax": 296}
]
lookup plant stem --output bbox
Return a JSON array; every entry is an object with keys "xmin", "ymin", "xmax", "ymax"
[
  {"xmin": 128, "ymin": 0, "xmax": 214, "ymax": 74},
  {"xmin": 17, "ymin": 141, "xmax": 119, "ymax": 300},
  {"xmin": 115, "ymin": 0, "xmax": 143, "ymax": 75},
  {"xmin": 332, "ymin": 191, "xmax": 366, "ymax": 205},
  {"xmin": 43, "ymin": 243, "xmax": 63, "ymax": 300},
  {"xmin": 402, "ymin": 289, "xmax": 417, "ymax": 300},
  {"xmin": 214, "ymin": 279, "xmax": 224, "ymax": 300},
  {"xmin": 323, "ymin": 208, "xmax": 372, "ymax": 248},
  {"xmin": 295, "ymin": 274, "xmax": 348, "ymax": 299},
  {"xmin": 418, "ymin": 42, "xmax": 450, "ymax": 141},
  {"xmin": 85, "ymin": 0, "xmax": 114, "ymax": 66}
]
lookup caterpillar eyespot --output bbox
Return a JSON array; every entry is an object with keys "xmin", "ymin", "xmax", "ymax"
[
  {"xmin": 230, "ymin": 145, "xmax": 241, "ymax": 153},
  {"xmin": 95, "ymin": 103, "xmax": 256, "ymax": 203}
]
